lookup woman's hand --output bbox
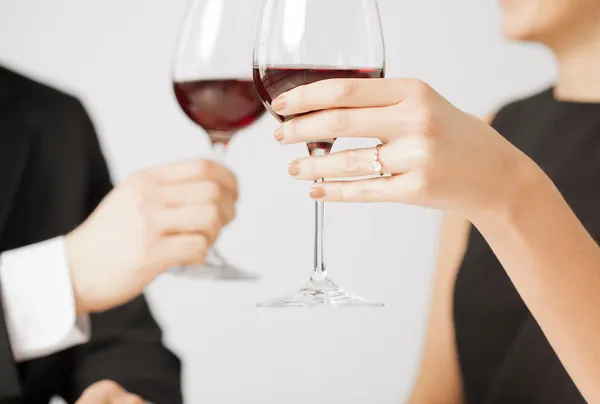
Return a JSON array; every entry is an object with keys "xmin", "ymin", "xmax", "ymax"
[{"xmin": 273, "ymin": 78, "xmax": 541, "ymax": 219}]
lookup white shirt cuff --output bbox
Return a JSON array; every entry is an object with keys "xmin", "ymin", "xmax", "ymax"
[{"xmin": 0, "ymin": 237, "xmax": 90, "ymax": 362}]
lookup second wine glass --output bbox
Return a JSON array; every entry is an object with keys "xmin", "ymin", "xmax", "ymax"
[
  {"xmin": 172, "ymin": 0, "xmax": 265, "ymax": 280},
  {"xmin": 253, "ymin": 0, "xmax": 386, "ymax": 306}
]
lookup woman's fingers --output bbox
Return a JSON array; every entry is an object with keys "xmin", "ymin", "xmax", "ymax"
[
  {"xmin": 272, "ymin": 78, "xmax": 414, "ymax": 116},
  {"xmin": 289, "ymin": 137, "xmax": 427, "ymax": 180},
  {"xmin": 308, "ymin": 172, "xmax": 425, "ymax": 204},
  {"xmin": 276, "ymin": 106, "xmax": 400, "ymax": 144},
  {"xmin": 288, "ymin": 144, "xmax": 400, "ymax": 180},
  {"xmin": 308, "ymin": 176, "xmax": 401, "ymax": 203},
  {"xmin": 272, "ymin": 77, "xmax": 440, "ymax": 146},
  {"xmin": 273, "ymin": 79, "xmax": 439, "ymax": 145}
]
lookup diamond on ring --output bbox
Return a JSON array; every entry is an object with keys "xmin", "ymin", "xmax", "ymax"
[
  {"xmin": 369, "ymin": 144, "xmax": 384, "ymax": 176},
  {"xmin": 370, "ymin": 160, "xmax": 382, "ymax": 172}
]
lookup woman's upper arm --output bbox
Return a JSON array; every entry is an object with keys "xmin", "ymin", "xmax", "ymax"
[{"xmin": 408, "ymin": 212, "xmax": 471, "ymax": 404}]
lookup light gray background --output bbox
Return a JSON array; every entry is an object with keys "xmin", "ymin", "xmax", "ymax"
[{"xmin": 0, "ymin": 1, "xmax": 555, "ymax": 403}]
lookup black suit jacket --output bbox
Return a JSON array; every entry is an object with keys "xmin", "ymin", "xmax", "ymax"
[{"xmin": 0, "ymin": 65, "xmax": 182, "ymax": 404}]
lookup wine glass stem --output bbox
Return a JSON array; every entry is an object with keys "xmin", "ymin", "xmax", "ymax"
[
  {"xmin": 312, "ymin": 178, "xmax": 327, "ymax": 280},
  {"xmin": 209, "ymin": 135, "xmax": 229, "ymax": 162},
  {"xmin": 208, "ymin": 132, "xmax": 231, "ymax": 264}
]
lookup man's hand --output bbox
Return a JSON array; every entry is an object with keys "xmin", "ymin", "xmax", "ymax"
[
  {"xmin": 75, "ymin": 380, "xmax": 145, "ymax": 404},
  {"xmin": 66, "ymin": 159, "xmax": 238, "ymax": 315}
]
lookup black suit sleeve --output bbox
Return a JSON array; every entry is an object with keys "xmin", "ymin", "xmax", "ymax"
[
  {"xmin": 61, "ymin": 102, "xmax": 183, "ymax": 404},
  {"xmin": 0, "ymin": 121, "xmax": 41, "ymax": 400},
  {"xmin": 0, "ymin": 296, "xmax": 22, "ymax": 399},
  {"xmin": 65, "ymin": 297, "xmax": 183, "ymax": 404}
]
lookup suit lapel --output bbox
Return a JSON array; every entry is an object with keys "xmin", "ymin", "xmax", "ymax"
[{"xmin": 0, "ymin": 69, "xmax": 35, "ymax": 245}]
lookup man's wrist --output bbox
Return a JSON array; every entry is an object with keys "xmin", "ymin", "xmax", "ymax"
[{"xmin": 64, "ymin": 230, "xmax": 89, "ymax": 316}]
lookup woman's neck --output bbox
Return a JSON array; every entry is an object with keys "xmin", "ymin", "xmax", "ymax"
[{"xmin": 552, "ymin": 27, "xmax": 600, "ymax": 102}]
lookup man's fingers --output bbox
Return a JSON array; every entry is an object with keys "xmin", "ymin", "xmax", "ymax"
[
  {"xmin": 76, "ymin": 381, "xmax": 128, "ymax": 404},
  {"xmin": 114, "ymin": 393, "xmax": 144, "ymax": 404},
  {"xmin": 148, "ymin": 159, "xmax": 237, "ymax": 194},
  {"xmin": 161, "ymin": 181, "xmax": 237, "ymax": 206},
  {"xmin": 160, "ymin": 234, "xmax": 209, "ymax": 268},
  {"xmin": 157, "ymin": 205, "xmax": 225, "ymax": 242},
  {"xmin": 217, "ymin": 193, "xmax": 236, "ymax": 226}
]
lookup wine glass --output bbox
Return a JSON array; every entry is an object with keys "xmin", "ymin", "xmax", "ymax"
[
  {"xmin": 172, "ymin": 0, "xmax": 265, "ymax": 280},
  {"xmin": 253, "ymin": 0, "xmax": 386, "ymax": 307}
]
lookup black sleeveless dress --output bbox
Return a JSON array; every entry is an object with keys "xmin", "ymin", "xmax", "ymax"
[{"xmin": 454, "ymin": 88, "xmax": 600, "ymax": 404}]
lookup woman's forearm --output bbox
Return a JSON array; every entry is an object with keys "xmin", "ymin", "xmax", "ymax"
[{"xmin": 472, "ymin": 166, "xmax": 600, "ymax": 403}]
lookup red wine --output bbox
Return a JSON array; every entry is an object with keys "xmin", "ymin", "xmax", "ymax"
[
  {"xmin": 253, "ymin": 66, "xmax": 384, "ymax": 154},
  {"xmin": 174, "ymin": 79, "xmax": 266, "ymax": 144}
]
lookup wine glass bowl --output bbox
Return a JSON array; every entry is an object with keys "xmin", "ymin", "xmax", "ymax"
[
  {"xmin": 172, "ymin": 0, "xmax": 265, "ymax": 280},
  {"xmin": 253, "ymin": 0, "xmax": 386, "ymax": 307},
  {"xmin": 252, "ymin": 66, "xmax": 384, "ymax": 154},
  {"xmin": 173, "ymin": 79, "xmax": 265, "ymax": 144}
]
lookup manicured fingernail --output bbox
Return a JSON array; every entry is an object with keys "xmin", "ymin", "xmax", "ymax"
[
  {"xmin": 309, "ymin": 186, "xmax": 325, "ymax": 199},
  {"xmin": 288, "ymin": 160, "xmax": 300, "ymax": 176},
  {"xmin": 274, "ymin": 127, "xmax": 284, "ymax": 142},
  {"xmin": 272, "ymin": 96, "xmax": 287, "ymax": 112}
]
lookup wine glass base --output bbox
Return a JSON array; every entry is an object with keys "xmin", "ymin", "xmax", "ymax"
[
  {"xmin": 171, "ymin": 263, "xmax": 259, "ymax": 281},
  {"xmin": 170, "ymin": 248, "xmax": 259, "ymax": 281},
  {"xmin": 256, "ymin": 276, "xmax": 384, "ymax": 308},
  {"xmin": 207, "ymin": 249, "xmax": 260, "ymax": 280},
  {"xmin": 210, "ymin": 262, "xmax": 260, "ymax": 281}
]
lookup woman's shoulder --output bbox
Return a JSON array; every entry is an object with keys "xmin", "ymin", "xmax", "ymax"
[{"xmin": 490, "ymin": 85, "xmax": 554, "ymax": 126}]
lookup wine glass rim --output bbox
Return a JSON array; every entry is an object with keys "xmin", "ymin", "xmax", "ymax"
[{"xmin": 252, "ymin": 63, "xmax": 385, "ymax": 69}]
